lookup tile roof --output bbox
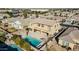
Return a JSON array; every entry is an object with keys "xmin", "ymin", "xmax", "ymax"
[
  {"xmin": 30, "ymin": 18, "xmax": 57, "ymax": 26},
  {"xmin": 59, "ymin": 27, "xmax": 79, "ymax": 43}
]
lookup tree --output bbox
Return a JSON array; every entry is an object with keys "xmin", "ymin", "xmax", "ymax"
[
  {"xmin": 15, "ymin": 37, "xmax": 20, "ymax": 45},
  {"xmin": 11, "ymin": 35, "xmax": 20, "ymax": 45},
  {"xmin": 19, "ymin": 39, "xmax": 32, "ymax": 51},
  {"xmin": 35, "ymin": 11, "xmax": 39, "ymax": 18},
  {"xmin": 0, "ymin": 37, "xmax": 6, "ymax": 42},
  {"xmin": 3, "ymin": 16, "xmax": 7, "ymax": 19},
  {"xmin": 11, "ymin": 35, "xmax": 18, "ymax": 40},
  {"xmin": 19, "ymin": 39, "xmax": 25, "ymax": 47},
  {"xmin": 23, "ymin": 42, "xmax": 32, "ymax": 51},
  {"xmin": 6, "ymin": 11, "xmax": 13, "ymax": 17},
  {"xmin": 54, "ymin": 12, "xmax": 57, "ymax": 16},
  {"xmin": 23, "ymin": 10, "xmax": 28, "ymax": 18}
]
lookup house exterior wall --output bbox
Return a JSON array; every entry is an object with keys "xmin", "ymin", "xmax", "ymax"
[
  {"xmin": 69, "ymin": 43, "xmax": 75, "ymax": 50},
  {"xmin": 72, "ymin": 38, "xmax": 79, "ymax": 44},
  {"xmin": 50, "ymin": 23, "xmax": 61, "ymax": 35},
  {"xmin": 28, "ymin": 22, "xmax": 61, "ymax": 36},
  {"xmin": 28, "ymin": 23, "xmax": 50, "ymax": 33},
  {"xmin": 59, "ymin": 39, "xmax": 75, "ymax": 50}
]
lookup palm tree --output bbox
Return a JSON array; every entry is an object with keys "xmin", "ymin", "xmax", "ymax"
[
  {"xmin": 23, "ymin": 10, "xmax": 28, "ymax": 18},
  {"xmin": 35, "ymin": 11, "xmax": 39, "ymax": 18},
  {"xmin": 54, "ymin": 12, "xmax": 57, "ymax": 16}
]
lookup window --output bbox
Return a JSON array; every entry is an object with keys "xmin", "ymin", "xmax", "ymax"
[
  {"xmin": 57, "ymin": 24, "xmax": 59, "ymax": 26},
  {"xmin": 34, "ymin": 29, "xmax": 37, "ymax": 32},
  {"xmin": 41, "ymin": 24, "xmax": 44, "ymax": 27},
  {"xmin": 63, "ymin": 40, "xmax": 69, "ymax": 47},
  {"xmin": 55, "ymin": 29, "xmax": 57, "ymax": 32}
]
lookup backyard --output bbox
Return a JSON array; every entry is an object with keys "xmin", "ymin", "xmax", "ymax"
[{"xmin": 11, "ymin": 35, "xmax": 34, "ymax": 51}]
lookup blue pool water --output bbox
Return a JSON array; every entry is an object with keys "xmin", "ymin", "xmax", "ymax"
[
  {"xmin": 24, "ymin": 36, "xmax": 42, "ymax": 47},
  {"xmin": 10, "ymin": 44, "xmax": 22, "ymax": 51}
]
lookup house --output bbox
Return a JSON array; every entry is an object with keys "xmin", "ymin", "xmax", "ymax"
[
  {"xmin": 58, "ymin": 28, "xmax": 79, "ymax": 50},
  {"xmin": 62, "ymin": 19, "xmax": 75, "ymax": 25},
  {"xmin": 10, "ymin": 19, "xmax": 23, "ymax": 29},
  {"xmin": 28, "ymin": 18, "xmax": 61, "ymax": 37},
  {"xmin": 59, "ymin": 34, "xmax": 75, "ymax": 50},
  {"xmin": 1, "ymin": 18, "xmax": 30, "ymax": 30}
]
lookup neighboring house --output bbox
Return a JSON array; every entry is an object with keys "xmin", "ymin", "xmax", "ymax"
[
  {"xmin": 58, "ymin": 28, "xmax": 79, "ymax": 50},
  {"xmin": 28, "ymin": 18, "xmax": 61, "ymax": 36},
  {"xmin": 1, "ymin": 18, "xmax": 30, "ymax": 30},
  {"xmin": 62, "ymin": 19, "xmax": 75, "ymax": 25},
  {"xmin": 10, "ymin": 20, "xmax": 23, "ymax": 29},
  {"xmin": 59, "ymin": 34, "xmax": 75, "ymax": 50}
]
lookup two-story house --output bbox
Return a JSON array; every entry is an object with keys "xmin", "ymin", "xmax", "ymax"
[{"xmin": 28, "ymin": 18, "xmax": 61, "ymax": 37}]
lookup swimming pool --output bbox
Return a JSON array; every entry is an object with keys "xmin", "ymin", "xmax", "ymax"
[
  {"xmin": 10, "ymin": 44, "xmax": 22, "ymax": 51},
  {"xmin": 24, "ymin": 36, "xmax": 42, "ymax": 48}
]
